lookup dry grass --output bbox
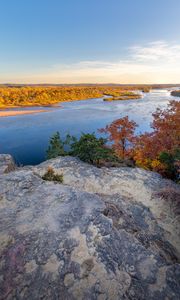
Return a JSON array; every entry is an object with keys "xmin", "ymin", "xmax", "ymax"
[{"xmin": 42, "ymin": 167, "xmax": 63, "ymax": 183}]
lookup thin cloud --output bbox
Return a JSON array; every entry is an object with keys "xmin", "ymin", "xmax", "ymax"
[
  {"xmin": 130, "ymin": 40, "xmax": 180, "ymax": 62},
  {"xmin": 1, "ymin": 41, "xmax": 180, "ymax": 83},
  {"xmin": 50, "ymin": 40, "xmax": 180, "ymax": 75}
]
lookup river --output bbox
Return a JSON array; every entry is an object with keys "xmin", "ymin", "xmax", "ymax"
[{"xmin": 0, "ymin": 88, "xmax": 179, "ymax": 165}]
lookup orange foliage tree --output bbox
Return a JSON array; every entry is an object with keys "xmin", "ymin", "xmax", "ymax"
[
  {"xmin": 134, "ymin": 100, "xmax": 180, "ymax": 177},
  {"xmin": 100, "ymin": 116, "xmax": 138, "ymax": 159}
]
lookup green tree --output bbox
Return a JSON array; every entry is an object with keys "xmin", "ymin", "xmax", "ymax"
[
  {"xmin": 70, "ymin": 133, "xmax": 116, "ymax": 166},
  {"xmin": 46, "ymin": 132, "xmax": 66, "ymax": 159}
]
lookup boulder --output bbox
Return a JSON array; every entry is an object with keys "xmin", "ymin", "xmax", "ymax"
[{"xmin": 0, "ymin": 155, "xmax": 180, "ymax": 299}]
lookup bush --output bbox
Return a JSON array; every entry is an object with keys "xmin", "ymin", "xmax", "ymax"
[
  {"xmin": 159, "ymin": 149, "xmax": 180, "ymax": 181},
  {"xmin": 42, "ymin": 167, "xmax": 63, "ymax": 183}
]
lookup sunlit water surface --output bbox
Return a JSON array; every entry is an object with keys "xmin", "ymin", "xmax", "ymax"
[{"xmin": 0, "ymin": 88, "xmax": 179, "ymax": 165}]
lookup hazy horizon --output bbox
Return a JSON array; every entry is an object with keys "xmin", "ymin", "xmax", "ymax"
[{"xmin": 1, "ymin": 82, "xmax": 180, "ymax": 86}]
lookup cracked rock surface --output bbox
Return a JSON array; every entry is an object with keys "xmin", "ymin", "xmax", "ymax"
[{"xmin": 0, "ymin": 155, "xmax": 180, "ymax": 299}]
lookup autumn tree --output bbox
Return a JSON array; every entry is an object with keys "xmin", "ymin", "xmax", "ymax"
[
  {"xmin": 151, "ymin": 100, "xmax": 180, "ymax": 152},
  {"xmin": 100, "ymin": 116, "xmax": 138, "ymax": 159},
  {"xmin": 134, "ymin": 100, "xmax": 180, "ymax": 179}
]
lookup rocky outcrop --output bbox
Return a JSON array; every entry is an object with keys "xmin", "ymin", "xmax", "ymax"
[
  {"xmin": 34, "ymin": 156, "xmax": 180, "ymax": 254},
  {"xmin": 0, "ymin": 155, "xmax": 180, "ymax": 299}
]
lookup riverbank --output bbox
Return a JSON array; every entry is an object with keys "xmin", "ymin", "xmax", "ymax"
[{"xmin": 0, "ymin": 109, "xmax": 49, "ymax": 117}]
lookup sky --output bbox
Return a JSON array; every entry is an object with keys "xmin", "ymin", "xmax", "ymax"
[{"xmin": 1, "ymin": 0, "xmax": 180, "ymax": 84}]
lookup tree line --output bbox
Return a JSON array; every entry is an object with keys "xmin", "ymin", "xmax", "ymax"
[{"xmin": 0, "ymin": 85, "xmax": 150, "ymax": 108}]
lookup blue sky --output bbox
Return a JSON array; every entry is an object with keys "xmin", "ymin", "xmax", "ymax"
[{"xmin": 1, "ymin": 0, "xmax": 180, "ymax": 83}]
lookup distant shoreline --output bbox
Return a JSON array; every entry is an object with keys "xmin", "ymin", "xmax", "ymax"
[{"xmin": 0, "ymin": 109, "xmax": 49, "ymax": 117}]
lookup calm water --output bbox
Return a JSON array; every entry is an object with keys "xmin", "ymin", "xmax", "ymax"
[{"xmin": 0, "ymin": 88, "xmax": 179, "ymax": 165}]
